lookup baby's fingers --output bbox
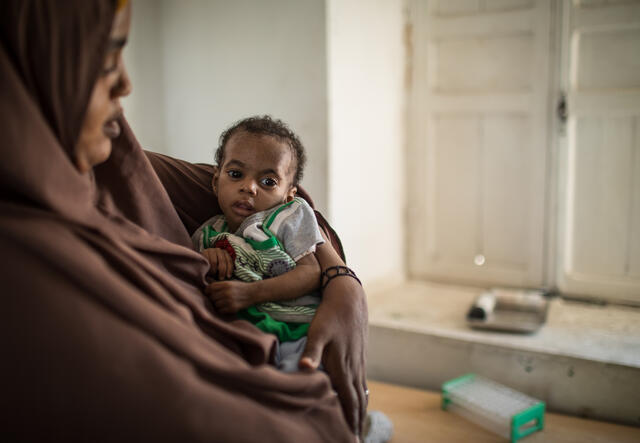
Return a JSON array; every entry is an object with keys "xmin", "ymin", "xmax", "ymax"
[
  {"xmin": 202, "ymin": 248, "xmax": 234, "ymax": 280},
  {"xmin": 215, "ymin": 249, "xmax": 229, "ymax": 280},
  {"xmin": 202, "ymin": 248, "xmax": 220, "ymax": 274},
  {"xmin": 221, "ymin": 249, "xmax": 234, "ymax": 279}
]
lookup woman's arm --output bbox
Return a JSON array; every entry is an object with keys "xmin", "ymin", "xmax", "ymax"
[
  {"xmin": 299, "ymin": 230, "xmax": 369, "ymax": 436},
  {"xmin": 0, "ymin": 221, "xmax": 355, "ymax": 442}
]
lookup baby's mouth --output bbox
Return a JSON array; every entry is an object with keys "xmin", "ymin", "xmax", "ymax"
[{"xmin": 232, "ymin": 201, "xmax": 255, "ymax": 216}]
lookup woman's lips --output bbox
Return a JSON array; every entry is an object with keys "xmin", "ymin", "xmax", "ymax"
[{"xmin": 103, "ymin": 119, "xmax": 121, "ymax": 139}]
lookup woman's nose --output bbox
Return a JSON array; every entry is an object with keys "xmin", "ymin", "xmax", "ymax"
[{"xmin": 114, "ymin": 61, "xmax": 132, "ymax": 98}]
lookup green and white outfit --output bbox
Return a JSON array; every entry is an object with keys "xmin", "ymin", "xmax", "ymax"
[{"xmin": 192, "ymin": 197, "xmax": 324, "ymax": 350}]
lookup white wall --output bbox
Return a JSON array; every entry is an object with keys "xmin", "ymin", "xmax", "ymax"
[
  {"xmin": 122, "ymin": 0, "xmax": 165, "ymax": 152},
  {"xmin": 326, "ymin": 0, "xmax": 406, "ymax": 286},
  {"xmin": 124, "ymin": 0, "xmax": 329, "ymax": 213}
]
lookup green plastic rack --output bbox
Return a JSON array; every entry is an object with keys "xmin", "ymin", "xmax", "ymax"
[{"xmin": 442, "ymin": 373, "xmax": 545, "ymax": 442}]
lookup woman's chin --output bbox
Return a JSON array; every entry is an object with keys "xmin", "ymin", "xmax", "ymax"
[
  {"xmin": 75, "ymin": 139, "xmax": 112, "ymax": 173},
  {"xmin": 91, "ymin": 140, "xmax": 113, "ymax": 168}
]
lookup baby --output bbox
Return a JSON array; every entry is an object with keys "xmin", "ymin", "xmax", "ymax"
[
  {"xmin": 192, "ymin": 115, "xmax": 324, "ymax": 372},
  {"xmin": 193, "ymin": 116, "xmax": 395, "ymax": 441}
]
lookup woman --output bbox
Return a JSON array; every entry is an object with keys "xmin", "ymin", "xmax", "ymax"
[{"xmin": 0, "ymin": 0, "xmax": 367, "ymax": 440}]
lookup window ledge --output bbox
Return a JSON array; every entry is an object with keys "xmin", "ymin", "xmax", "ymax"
[{"xmin": 365, "ymin": 280, "xmax": 640, "ymax": 426}]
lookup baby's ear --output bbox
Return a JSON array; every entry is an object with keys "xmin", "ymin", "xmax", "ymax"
[
  {"xmin": 285, "ymin": 185, "xmax": 297, "ymax": 202},
  {"xmin": 211, "ymin": 166, "xmax": 220, "ymax": 195}
]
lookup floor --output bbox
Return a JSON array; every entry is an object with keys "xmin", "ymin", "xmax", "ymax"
[{"xmin": 367, "ymin": 380, "xmax": 640, "ymax": 443}]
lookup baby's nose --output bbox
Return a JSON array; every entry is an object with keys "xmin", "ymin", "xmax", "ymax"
[{"xmin": 241, "ymin": 180, "xmax": 257, "ymax": 194}]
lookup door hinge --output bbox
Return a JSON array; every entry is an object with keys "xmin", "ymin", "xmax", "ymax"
[{"xmin": 557, "ymin": 92, "xmax": 568, "ymax": 124}]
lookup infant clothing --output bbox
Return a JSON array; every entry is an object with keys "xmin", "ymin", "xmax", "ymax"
[{"xmin": 192, "ymin": 197, "xmax": 324, "ymax": 346}]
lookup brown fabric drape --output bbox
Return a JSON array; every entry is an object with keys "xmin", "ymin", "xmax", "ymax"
[{"xmin": 0, "ymin": 1, "xmax": 351, "ymax": 441}]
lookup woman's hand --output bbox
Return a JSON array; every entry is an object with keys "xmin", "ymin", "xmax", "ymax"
[
  {"xmin": 206, "ymin": 280, "xmax": 255, "ymax": 314},
  {"xmin": 299, "ymin": 236, "xmax": 369, "ymax": 436},
  {"xmin": 202, "ymin": 247, "xmax": 234, "ymax": 280}
]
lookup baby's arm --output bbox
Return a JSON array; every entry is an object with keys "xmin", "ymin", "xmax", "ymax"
[
  {"xmin": 201, "ymin": 248, "xmax": 234, "ymax": 281},
  {"xmin": 253, "ymin": 252, "xmax": 321, "ymax": 302},
  {"xmin": 205, "ymin": 253, "xmax": 321, "ymax": 314}
]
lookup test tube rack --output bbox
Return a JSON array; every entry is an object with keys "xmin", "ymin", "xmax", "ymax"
[{"xmin": 442, "ymin": 373, "xmax": 545, "ymax": 442}]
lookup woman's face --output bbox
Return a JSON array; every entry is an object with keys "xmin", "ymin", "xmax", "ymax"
[{"xmin": 74, "ymin": 3, "xmax": 132, "ymax": 173}]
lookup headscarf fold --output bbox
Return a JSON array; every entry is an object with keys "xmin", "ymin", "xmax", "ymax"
[{"xmin": 0, "ymin": 1, "xmax": 350, "ymax": 440}]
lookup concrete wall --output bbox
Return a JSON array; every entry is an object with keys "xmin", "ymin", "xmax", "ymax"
[{"xmin": 368, "ymin": 324, "xmax": 640, "ymax": 426}]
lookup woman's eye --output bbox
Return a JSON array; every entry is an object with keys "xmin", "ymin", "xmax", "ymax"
[
  {"xmin": 101, "ymin": 52, "xmax": 120, "ymax": 76},
  {"xmin": 228, "ymin": 170, "xmax": 242, "ymax": 179},
  {"xmin": 261, "ymin": 177, "xmax": 277, "ymax": 187},
  {"xmin": 101, "ymin": 64, "xmax": 118, "ymax": 75}
]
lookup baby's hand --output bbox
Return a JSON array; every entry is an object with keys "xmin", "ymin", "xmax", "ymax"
[
  {"xmin": 205, "ymin": 280, "xmax": 255, "ymax": 314},
  {"xmin": 202, "ymin": 247, "xmax": 234, "ymax": 280}
]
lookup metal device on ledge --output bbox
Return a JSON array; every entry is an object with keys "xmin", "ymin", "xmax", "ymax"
[{"xmin": 466, "ymin": 288, "xmax": 550, "ymax": 333}]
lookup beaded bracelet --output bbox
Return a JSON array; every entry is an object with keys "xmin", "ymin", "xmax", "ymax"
[{"xmin": 321, "ymin": 265, "xmax": 362, "ymax": 290}]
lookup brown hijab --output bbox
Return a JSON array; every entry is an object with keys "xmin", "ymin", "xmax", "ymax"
[{"xmin": 0, "ymin": 1, "xmax": 351, "ymax": 441}]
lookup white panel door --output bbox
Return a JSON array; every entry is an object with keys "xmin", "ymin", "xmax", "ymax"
[
  {"xmin": 557, "ymin": 0, "xmax": 640, "ymax": 303},
  {"xmin": 408, "ymin": 0, "xmax": 552, "ymax": 287}
]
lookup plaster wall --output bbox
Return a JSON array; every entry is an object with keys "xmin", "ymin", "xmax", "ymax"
[
  {"xmin": 124, "ymin": 0, "xmax": 329, "ymax": 213},
  {"xmin": 326, "ymin": 0, "xmax": 406, "ymax": 284}
]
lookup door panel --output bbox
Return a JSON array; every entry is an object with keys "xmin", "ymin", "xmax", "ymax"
[
  {"xmin": 408, "ymin": 0, "xmax": 551, "ymax": 287},
  {"xmin": 431, "ymin": 114, "xmax": 479, "ymax": 263},
  {"xmin": 576, "ymin": 28, "xmax": 640, "ymax": 90},
  {"xmin": 558, "ymin": 0, "xmax": 640, "ymax": 302},
  {"xmin": 571, "ymin": 116, "xmax": 634, "ymax": 277},
  {"xmin": 434, "ymin": 34, "xmax": 534, "ymax": 92},
  {"xmin": 483, "ymin": 114, "xmax": 531, "ymax": 270}
]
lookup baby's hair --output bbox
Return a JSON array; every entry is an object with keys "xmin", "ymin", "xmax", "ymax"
[{"xmin": 215, "ymin": 115, "xmax": 306, "ymax": 186}]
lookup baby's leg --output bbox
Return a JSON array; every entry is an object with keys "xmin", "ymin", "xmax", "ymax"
[
  {"xmin": 275, "ymin": 338, "xmax": 393, "ymax": 441},
  {"xmin": 275, "ymin": 337, "xmax": 321, "ymax": 372}
]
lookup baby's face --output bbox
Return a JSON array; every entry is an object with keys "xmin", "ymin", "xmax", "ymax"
[{"xmin": 213, "ymin": 132, "xmax": 297, "ymax": 232}]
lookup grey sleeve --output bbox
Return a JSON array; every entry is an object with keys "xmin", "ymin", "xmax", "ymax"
[
  {"xmin": 274, "ymin": 199, "xmax": 324, "ymax": 261},
  {"xmin": 191, "ymin": 215, "xmax": 223, "ymax": 252}
]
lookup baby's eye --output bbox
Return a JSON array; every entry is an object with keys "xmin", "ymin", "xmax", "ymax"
[
  {"xmin": 227, "ymin": 170, "xmax": 242, "ymax": 179},
  {"xmin": 261, "ymin": 177, "xmax": 277, "ymax": 187}
]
